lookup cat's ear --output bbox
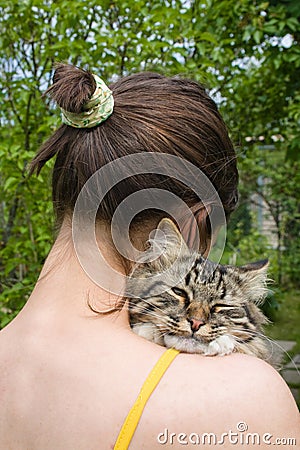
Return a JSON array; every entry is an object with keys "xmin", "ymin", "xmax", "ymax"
[
  {"xmin": 145, "ymin": 218, "xmax": 189, "ymax": 265},
  {"xmin": 157, "ymin": 218, "xmax": 189, "ymax": 252},
  {"xmin": 237, "ymin": 259, "xmax": 269, "ymax": 303},
  {"xmin": 239, "ymin": 259, "xmax": 269, "ymax": 272}
]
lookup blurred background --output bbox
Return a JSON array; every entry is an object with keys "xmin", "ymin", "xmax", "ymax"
[{"xmin": 0, "ymin": 0, "xmax": 299, "ymax": 402}]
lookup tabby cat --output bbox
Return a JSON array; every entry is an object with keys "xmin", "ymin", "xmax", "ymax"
[{"xmin": 128, "ymin": 218, "xmax": 279, "ymax": 368}]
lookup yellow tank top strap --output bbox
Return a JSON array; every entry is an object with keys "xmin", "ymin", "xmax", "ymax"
[{"xmin": 114, "ymin": 347, "xmax": 180, "ymax": 450}]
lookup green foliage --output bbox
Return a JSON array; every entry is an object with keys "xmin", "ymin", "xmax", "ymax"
[
  {"xmin": 0, "ymin": 0, "xmax": 299, "ymax": 327},
  {"xmin": 265, "ymin": 289, "xmax": 300, "ymax": 355}
]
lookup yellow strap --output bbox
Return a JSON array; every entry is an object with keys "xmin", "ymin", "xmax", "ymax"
[{"xmin": 114, "ymin": 347, "xmax": 180, "ymax": 450}]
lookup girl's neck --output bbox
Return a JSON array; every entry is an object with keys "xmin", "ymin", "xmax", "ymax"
[{"xmin": 22, "ymin": 221, "xmax": 130, "ymax": 328}]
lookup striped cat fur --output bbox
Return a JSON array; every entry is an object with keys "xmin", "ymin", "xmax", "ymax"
[{"xmin": 128, "ymin": 218, "xmax": 280, "ymax": 369}]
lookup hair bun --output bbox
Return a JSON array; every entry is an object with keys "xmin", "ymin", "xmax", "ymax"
[{"xmin": 46, "ymin": 63, "xmax": 96, "ymax": 114}]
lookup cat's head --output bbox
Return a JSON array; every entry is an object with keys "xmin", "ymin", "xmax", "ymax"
[{"xmin": 128, "ymin": 218, "xmax": 269, "ymax": 345}]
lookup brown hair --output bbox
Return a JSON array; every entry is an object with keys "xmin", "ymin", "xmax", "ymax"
[{"xmin": 30, "ymin": 63, "xmax": 238, "ymax": 251}]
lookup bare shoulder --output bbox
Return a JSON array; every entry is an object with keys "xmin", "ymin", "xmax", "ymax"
[
  {"xmin": 171, "ymin": 353, "xmax": 300, "ymax": 427},
  {"xmin": 133, "ymin": 352, "xmax": 300, "ymax": 449}
]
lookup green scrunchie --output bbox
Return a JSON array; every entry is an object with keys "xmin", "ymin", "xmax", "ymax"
[{"xmin": 61, "ymin": 74, "xmax": 114, "ymax": 128}]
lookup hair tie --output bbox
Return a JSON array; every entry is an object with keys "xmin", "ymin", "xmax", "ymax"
[{"xmin": 61, "ymin": 74, "xmax": 114, "ymax": 128}]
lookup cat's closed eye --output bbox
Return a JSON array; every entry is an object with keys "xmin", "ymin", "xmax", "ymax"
[
  {"xmin": 171, "ymin": 287, "xmax": 190, "ymax": 306},
  {"xmin": 171, "ymin": 287, "xmax": 187, "ymax": 297},
  {"xmin": 211, "ymin": 304, "xmax": 236, "ymax": 313}
]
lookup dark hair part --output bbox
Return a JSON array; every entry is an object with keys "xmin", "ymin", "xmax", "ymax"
[{"xmin": 30, "ymin": 63, "xmax": 238, "ymax": 249}]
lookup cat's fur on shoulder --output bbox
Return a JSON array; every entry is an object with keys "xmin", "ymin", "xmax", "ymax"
[{"xmin": 127, "ymin": 218, "xmax": 281, "ymax": 369}]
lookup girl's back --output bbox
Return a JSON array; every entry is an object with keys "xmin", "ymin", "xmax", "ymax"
[{"xmin": 1, "ymin": 301, "xmax": 299, "ymax": 450}]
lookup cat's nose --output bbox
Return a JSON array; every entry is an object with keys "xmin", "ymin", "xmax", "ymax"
[{"xmin": 189, "ymin": 318, "xmax": 205, "ymax": 332}]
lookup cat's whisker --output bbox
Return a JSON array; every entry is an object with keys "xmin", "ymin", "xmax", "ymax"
[
  {"xmin": 156, "ymin": 330, "xmax": 172, "ymax": 339},
  {"xmin": 131, "ymin": 308, "xmax": 163, "ymax": 320},
  {"xmin": 132, "ymin": 309, "xmax": 179, "ymax": 331},
  {"xmin": 130, "ymin": 304, "xmax": 167, "ymax": 318},
  {"xmin": 134, "ymin": 311, "xmax": 169, "ymax": 326},
  {"xmin": 230, "ymin": 327, "xmax": 299, "ymax": 374},
  {"xmin": 130, "ymin": 299, "xmax": 165, "ymax": 314},
  {"xmin": 133, "ymin": 323, "xmax": 177, "ymax": 341}
]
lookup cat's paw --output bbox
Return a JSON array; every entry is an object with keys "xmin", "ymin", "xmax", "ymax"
[
  {"xmin": 205, "ymin": 335, "xmax": 235, "ymax": 356},
  {"xmin": 131, "ymin": 323, "xmax": 164, "ymax": 345},
  {"xmin": 164, "ymin": 335, "xmax": 208, "ymax": 353}
]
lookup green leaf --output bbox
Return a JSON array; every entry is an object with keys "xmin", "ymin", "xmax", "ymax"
[
  {"xmin": 3, "ymin": 176, "xmax": 19, "ymax": 191},
  {"xmin": 253, "ymin": 30, "xmax": 261, "ymax": 44},
  {"xmin": 199, "ymin": 31, "xmax": 219, "ymax": 45}
]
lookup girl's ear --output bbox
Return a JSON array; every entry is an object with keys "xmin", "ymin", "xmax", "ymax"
[{"xmin": 237, "ymin": 259, "xmax": 269, "ymax": 303}]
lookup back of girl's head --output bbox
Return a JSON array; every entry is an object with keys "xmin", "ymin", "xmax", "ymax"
[{"xmin": 30, "ymin": 63, "xmax": 238, "ymax": 236}]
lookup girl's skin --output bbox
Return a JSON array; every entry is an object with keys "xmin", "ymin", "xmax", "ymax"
[{"xmin": 0, "ymin": 221, "xmax": 299, "ymax": 450}]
